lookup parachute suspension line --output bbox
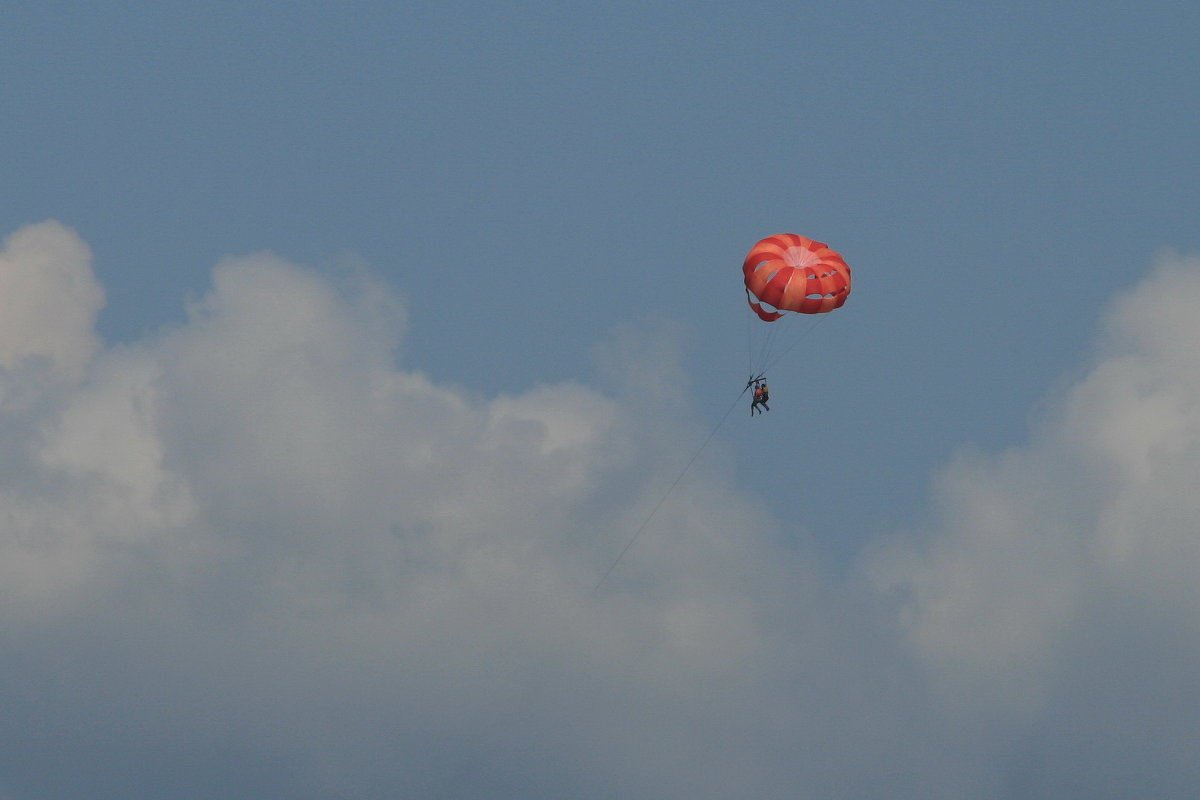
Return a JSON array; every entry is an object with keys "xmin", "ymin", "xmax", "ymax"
[
  {"xmin": 758, "ymin": 313, "xmax": 831, "ymax": 376},
  {"xmin": 746, "ymin": 301, "xmax": 756, "ymax": 377},
  {"xmin": 747, "ymin": 311, "xmax": 782, "ymax": 380},
  {"xmin": 746, "ymin": 311, "xmax": 828, "ymax": 384},
  {"xmin": 745, "ymin": 289, "xmax": 785, "ymax": 379},
  {"xmin": 755, "ymin": 321, "xmax": 779, "ymax": 375},
  {"xmin": 746, "ymin": 291, "xmax": 774, "ymax": 378},
  {"xmin": 593, "ymin": 386, "xmax": 749, "ymax": 592}
]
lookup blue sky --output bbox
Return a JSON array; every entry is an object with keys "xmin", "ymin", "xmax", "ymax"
[
  {"xmin": 8, "ymin": 0, "xmax": 1198, "ymax": 544},
  {"xmin": 3, "ymin": 2, "xmax": 1200, "ymax": 797}
]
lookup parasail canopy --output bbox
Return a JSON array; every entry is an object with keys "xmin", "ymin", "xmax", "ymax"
[{"xmin": 743, "ymin": 234, "xmax": 852, "ymax": 322}]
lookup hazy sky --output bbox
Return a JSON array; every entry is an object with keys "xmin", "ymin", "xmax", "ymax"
[{"xmin": 3, "ymin": 2, "xmax": 1200, "ymax": 798}]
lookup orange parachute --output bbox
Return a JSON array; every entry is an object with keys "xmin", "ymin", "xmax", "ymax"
[{"xmin": 743, "ymin": 234, "xmax": 851, "ymax": 321}]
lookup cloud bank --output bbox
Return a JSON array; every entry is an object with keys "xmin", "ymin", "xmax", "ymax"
[{"xmin": 2, "ymin": 221, "xmax": 1199, "ymax": 799}]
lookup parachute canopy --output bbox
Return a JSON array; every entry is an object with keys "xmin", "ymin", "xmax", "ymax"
[{"xmin": 743, "ymin": 234, "xmax": 851, "ymax": 321}]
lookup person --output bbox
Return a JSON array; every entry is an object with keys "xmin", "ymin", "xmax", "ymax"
[
  {"xmin": 758, "ymin": 381, "xmax": 769, "ymax": 412},
  {"xmin": 751, "ymin": 383, "xmax": 766, "ymax": 415}
]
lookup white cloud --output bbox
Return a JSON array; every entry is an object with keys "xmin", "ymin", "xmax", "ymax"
[
  {"xmin": 3, "ymin": 223, "xmax": 1200, "ymax": 798},
  {"xmin": 0, "ymin": 221, "xmax": 103, "ymax": 382},
  {"xmin": 870, "ymin": 251, "xmax": 1200, "ymax": 787}
]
